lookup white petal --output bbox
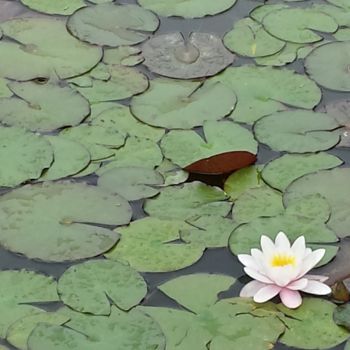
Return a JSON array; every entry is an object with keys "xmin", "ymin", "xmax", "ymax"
[
  {"xmin": 240, "ymin": 280, "xmax": 267, "ymax": 297},
  {"xmin": 304, "ymin": 274, "xmax": 329, "ymax": 282},
  {"xmin": 301, "ymin": 280, "xmax": 332, "ymax": 295},
  {"xmin": 291, "ymin": 236, "xmax": 306, "ymax": 260},
  {"xmin": 275, "ymin": 231, "xmax": 291, "ymax": 250},
  {"xmin": 265, "ymin": 265, "xmax": 295, "ymax": 287},
  {"xmin": 251, "ymin": 248, "xmax": 264, "ymax": 262},
  {"xmin": 237, "ymin": 254, "xmax": 260, "ymax": 270},
  {"xmin": 280, "ymin": 289, "xmax": 302, "ymax": 309},
  {"xmin": 254, "ymin": 284, "xmax": 281, "ymax": 303},
  {"xmin": 298, "ymin": 249, "xmax": 325, "ymax": 277},
  {"xmin": 287, "ymin": 278, "xmax": 308, "ymax": 290},
  {"xmin": 261, "ymin": 235, "xmax": 275, "ymax": 256},
  {"xmin": 304, "ymin": 248, "xmax": 312, "ymax": 258},
  {"xmin": 244, "ymin": 267, "xmax": 272, "ymax": 284}
]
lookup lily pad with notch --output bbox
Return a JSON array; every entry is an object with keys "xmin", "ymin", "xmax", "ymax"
[{"xmin": 19, "ymin": 0, "xmax": 85, "ymax": 15}]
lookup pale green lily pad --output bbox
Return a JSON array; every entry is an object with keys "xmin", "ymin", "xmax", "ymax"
[
  {"xmin": 262, "ymin": 153, "xmax": 343, "ymax": 191},
  {"xmin": 0, "ymin": 270, "xmax": 59, "ymax": 338},
  {"xmin": 144, "ymin": 181, "xmax": 232, "ymax": 220},
  {"xmin": 262, "ymin": 8, "xmax": 338, "ymax": 43},
  {"xmin": 305, "ymin": 41, "xmax": 350, "ymax": 91},
  {"xmin": 105, "ymin": 217, "xmax": 205, "ymax": 272},
  {"xmin": 67, "ymin": 3, "xmax": 159, "ymax": 47},
  {"xmin": 156, "ymin": 159, "xmax": 189, "ymax": 186},
  {"xmin": 278, "ymin": 298, "xmax": 349, "ymax": 349},
  {"xmin": 72, "ymin": 161, "xmax": 101, "ymax": 178},
  {"xmin": 297, "ymin": 40, "xmax": 331, "ymax": 59},
  {"xmin": 250, "ymin": 4, "xmax": 288, "ymax": 22},
  {"xmin": 58, "ymin": 260, "xmax": 147, "ymax": 315},
  {"xmin": 28, "ymin": 307, "xmax": 166, "ymax": 350},
  {"xmin": 0, "ymin": 127, "xmax": 53, "ymax": 188},
  {"xmin": 0, "ymin": 81, "xmax": 89, "ymax": 132},
  {"xmin": 0, "ymin": 18, "xmax": 102, "ymax": 80},
  {"xmin": 210, "ymin": 66, "xmax": 321, "ymax": 124},
  {"xmin": 97, "ymin": 167, "xmax": 163, "ymax": 201},
  {"xmin": 20, "ymin": 0, "xmax": 85, "ymax": 15},
  {"xmin": 284, "ymin": 168, "xmax": 350, "ymax": 238},
  {"xmin": 131, "ymin": 79, "xmax": 236, "ymax": 129},
  {"xmin": 334, "ymin": 28, "xmax": 350, "ymax": 41},
  {"xmin": 137, "ymin": 0, "xmax": 237, "ymax": 18},
  {"xmin": 0, "ymin": 181, "xmax": 132, "ymax": 261},
  {"xmin": 0, "ymin": 78, "xmax": 12, "ymax": 98},
  {"xmin": 161, "ymin": 120, "xmax": 257, "ymax": 168},
  {"xmin": 255, "ymin": 43, "xmax": 302, "ymax": 66},
  {"xmin": 103, "ymin": 46, "xmax": 143, "ymax": 66},
  {"xmin": 312, "ymin": 3, "xmax": 350, "ymax": 27},
  {"xmin": 254, "ymin": 110, "xmax": 340, "ymax": 153},
  {"xmin": 224, "ymin": 18, "xmax": 285, "ymax": 58}
]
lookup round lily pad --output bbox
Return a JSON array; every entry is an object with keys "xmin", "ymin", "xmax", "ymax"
[
  {"xmin": 0, "ymin": 18, "xmax": 102, "ymax": 80},
  {"xmin": 20, "ymin": 0, "xmax": 85, "ymax": 15},
  {"xmin": 58, "ymin": 260, "xmax": 147, "ymax": 315},
  {"xmin": 138, "ymin": 0, "xmax": 237, "ymax": 18},
  {"xmin": 0, "ymin": 127, "xmax": 53, "ymax": 188},
  {"xmin": 255, "ymin": 42, "xmax": 301, "ymax": 66},
  {"xmin": 142, "ymin": 32, "xmax": 234, "ymax": 79},
  {"xmin": 0, "ymin": 81, "xmax": 90, "ymax": 132},
  {"xmin": 130, "ymin": 79, "xmax": 236, "ymax": 129},
  {"xmin": 0, "ymin": 181, "xmax": 132, "ymax": 262},
  {"xmin": 105, "ymin": 217, "xmax": 205, "ymax": 272},
  {"xmin": 305, "ymin": 41, "xmax": 350, "ymax": 91},
  {"xmin": 250, "ymin": 4, "xmax": 289, "ymax": 22},
  {"xmin": 254, "ymin": 110, "xmax": 340, "ymax": 153},
  {"xmin": 67, "ymin": 3, "xmax": 159, "ymax": 47}
]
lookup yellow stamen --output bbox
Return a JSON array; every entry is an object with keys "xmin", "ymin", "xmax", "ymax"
[{"xmin": 271, "ymin": 254, "xmax": 296, "ymax": 267}]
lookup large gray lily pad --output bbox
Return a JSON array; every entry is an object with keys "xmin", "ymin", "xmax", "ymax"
[
  {"xmin": 20, "ymin": 0, "xmax": 85, "ymax": 15},
  {"xmin": 0, "ymin": 81, "xmax": 90, "ymax": 132},
  {"xmin": 0, "ymin": 181, "xmax": 132, "ymax": 261},
  {"xmin": 131, "ymin": 79, "xmax": 236, "ymax": 129},
  {"xmin": 58, "ymin": 260, "xmax": 147, "ymax": 315},
  {"xmin": 0, "ymin": 18, "xmax": 102, "ymax": 80},
  {"xmin": 67, "ymin": 3, "xmax": 159, "ymax": 47},
  {"xmin": 0, "ymin": 127, "xmax": 53, "ymax": 188},
  {"xmin": 142, "ymin": 32, "xmax": 234, "ymax": 79}
]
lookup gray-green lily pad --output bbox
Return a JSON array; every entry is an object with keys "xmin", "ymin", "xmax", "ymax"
[
  {"xmin": 156, "ymin": 159, "xmax": 189, "ymax": 186},
  {"xmin": 254, "ymin": 110, "xmax": 340, "ymax": 153},
  {"xmin": 255, "ymin": 43, "xmax": 301, "ymax": 66},
  {"xmin": 20, "ymin": 0, "xmax": 85, "ymax": 15},
  {"xmin": 224, "ymin": 18, "xmax": 285, "ymax": 57},
  {"xmin": 137, "ymin": 0, "xmax": 237, "ymax": 18},
  {"xmin": 103, "ymin": 46, "xmax": 143, "ymax": 66},
  {"xmin": 67, "ymin": 3, "xmax": 159, "ymax": 47},
  {"xmin": 0, "ymin": 127, "xmax": 53, "ymax": 188},
  {"xmin": 144, "ymin": 181, "xmax": 232, "ymax": 220},
  {"xmin": 0, "ymin": 81, "xmax": 90, "ymax": 132},
  {"xmin": 262, "ymin": 153, "xmax": 343, "ymax": 191},
  {"xmin": 142, "ymin": 32, "xmax": 234, "ymax": 79},
  {"xmin": 0, "ymin": 181, "xmax": 132, "ymax": 261},
  {"xmin": 97, "ymin": 167, "xmax": 164, "ymax": 201},
  {"xmin": 334, "ymin": 303, "xmax": 350, "ymax": 330},
  {"xmin": 250, "ymin": 4, "xmax": 289, "ymax": 22},
  {"xmin": 312, "ymin": 3, "xmax": 350, "ymax": 27},
  {"xmin": 58, "ymin": 259, "xmax": 147, "ymax": 315},
  {"xmin": 297, "ymin": 40, "xmax": 331, "ymax": 59},
  {"xmin": 0, "ymin": 18, "xmax": 102, "ymax": 80},
  {"xmin": 72, "ymin": 161, "xmax": 102, "ymax": 178},
  {"xmin": 334, "ymin": 28, "xmax": 350, "ymax": 41},
  {"xmin": 0, "ymin": 78, "xmax": 12, "ymax": 98},
  {"xmin": 131, "ymin": 79, "xmax": 236, "ymax": 129},
  {"xmin": 305, "ymin": 41, "xmax": 350, "ymax": 91},
  {"xmin": 105, "ymin": 217, "xmax": 205, "ymax": 272}
]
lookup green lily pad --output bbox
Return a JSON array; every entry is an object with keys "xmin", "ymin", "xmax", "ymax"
[
  {"xmin": 284, "ymin": 168, "xmax": 350, "ymax": 238},
  {"xmin": 224, "ymin": 18, "xmax": 285, "ymax": 58},
  {"xmin": 142, "ymin": 32, "xmax": 234, "ymax": 79},
  {"xmin": 0, "ymin": 181, "xmax": 132, "ymax": 262},
  {"xmin": 58, "ymin": 260, "xmax": 147, "ymax": 315},
  {"xmin": 255, "ymin": 43, "xmax": 302, "ymax": 66},
  {"xmin": 137, "ymin": 0, "xmax": 237, "ymax": 18},
  {"xmin": 20, "ymin": 0, "xmax": 85, "ymax": 15},
  {"xmin": 0, "ymin": 18, "xmax": 102, "ymax": 80},
  {"xmin": 278, "ymin": 298, "xmax": 349, "ymax": 349},
  {"xmin": 105, "ymin": 217, "xmax": 205, "ymax": 272},
  {"xmin": 0, "ymin": 81, "xmax": 90, "ymax": 132},
  {"xmin": 262, "ymin": 8, "xmax": 338, "ymax": 43},
  {"xmin": 312, "ymin": 3, "xmax": 350, "ymax": 27},
  {"xmin": 103, "ymin": 46, "xmax": 143, "ymax": 66},
  {"xmin": 262, "ymin": 153, "xmax": 343, "ymax": 191},
  {"xmin": 334, "ymin": 303, "xmax": 350, "ymax": 330},
  {"xmin": 334, "ymin": 28, "xmax": 350, "ymax": 41},
  {"xmin": 305, "ymin": 41, "xmax": 350, "ymax": 91},
  {"xmin": 97, "ymin": 167, "xmax": 163, "ymax": 201},
  {"xmin": 67, "ymin": 3, "xmax": 159, "ymax": 47},
  {"xmin": 144, "ymin": 181, "xmax": 232, "ymax": 220},
  {"xmin": 254, "ymin": 110, "xmax": 340, "ymax": 153},
  {"xmin": 131, "ymin": 79, "xmax": 236, "ymax": 129},
  {"xmin": 0, "ymin": 78, "xmax": 12, "ymax": 98},
  {"xmin": 210, "ymin": 66, "xmax": 321, "ymax": 124},
  {"xmin": 250, "ymin": 4, "xmax": 289, "ymax": 22},
  {"xmin": 156, "ymin": 159, "xmax": 189, "ymax": 186},
  {"xmin": 0, "ymin": 127, "xmax": 53, "ymax": 188},
  {"xmin": 297, "ymin": 40, "xmax": 331, "ymax": 59}
]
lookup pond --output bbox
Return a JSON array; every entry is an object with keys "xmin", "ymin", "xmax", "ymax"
[{"xmin": 0, "ymin": 0, "xmax": 350, "ymax": 349}]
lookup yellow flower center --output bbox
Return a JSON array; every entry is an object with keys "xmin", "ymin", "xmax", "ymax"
[{"xmin": 271, "ymin": 254, "xmax": 296, "ymax": 267}]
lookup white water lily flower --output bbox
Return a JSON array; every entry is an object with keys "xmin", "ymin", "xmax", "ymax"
[{"xmin": 238, "ymin": 231, "xmax": 331, "ymax": 309}]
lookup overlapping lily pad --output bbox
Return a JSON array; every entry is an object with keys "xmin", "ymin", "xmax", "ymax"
[
  {"xmin": 67, "ymin": 3, "xmax": 159, "ymax": 47},
  {"xmin": 0, "ymin": 181, "xmax": 132, "ymax": 261},
  {"xmin": 103, "ymin": 46, "xmax": 143, "ymax": 66},
  {"xmin": 250, "ymin": 4, "xmax": 288, "ymax": 22},
  {"xmin": 255, "ymin": 43, "xmax": 301, "ymax": 66},
  {"xmin": 20, "ymin": 0, "xmax": 85, "ymax": 15},
  {"xmin": 0, "ymin": 78, "xmax": 12, "ymax": 98}
]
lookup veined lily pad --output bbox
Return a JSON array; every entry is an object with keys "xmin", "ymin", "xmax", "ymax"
[
  {"xmin": 0, "ymin": 181, "xmax": 132, "ymax": 261},
  {"xmin": 142, "ymin": 32, "xmax": 234, "ymax": 79},
  {"xmin": 67, "ymin": 3, "xmax": 159, "ymax": 47},
  {"xmin": 160, "ymin": 120, "xmax": 257, "ymax": 174},
  {"xmin": 103, "ymin": 46, "xmax": 143, "ymax": 66},
  {"xmin": 130, "ymin": 79, "xmax": 236, "ymax": 129},
  {"xmin": 105, "ymin": 217, "xmax": 205, "ymax": 272},
  {"xmin": 137, "ymin": 0, "xmax": 237, "ymax": 18},
  {"xmin": 58, "ymin": 260, "xmax": 147, "ymax": 315},
  {"xmin": 0, "ymin": 18, "xmax": 102, "ymax": 80},
  {"xmin": 0, "ymin": 127, "xmax": 53, "ymax": 188},
  {"xmin": 20, "ymin": 0, "xmax": 85, "ymax": 15},
  {"xmin": 0, "ymin": 81, "xmax": 90, "ymax": 132},
  {"xmin": 254, "ymin": 110, "xmax": 340, "ymax": 153}
]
